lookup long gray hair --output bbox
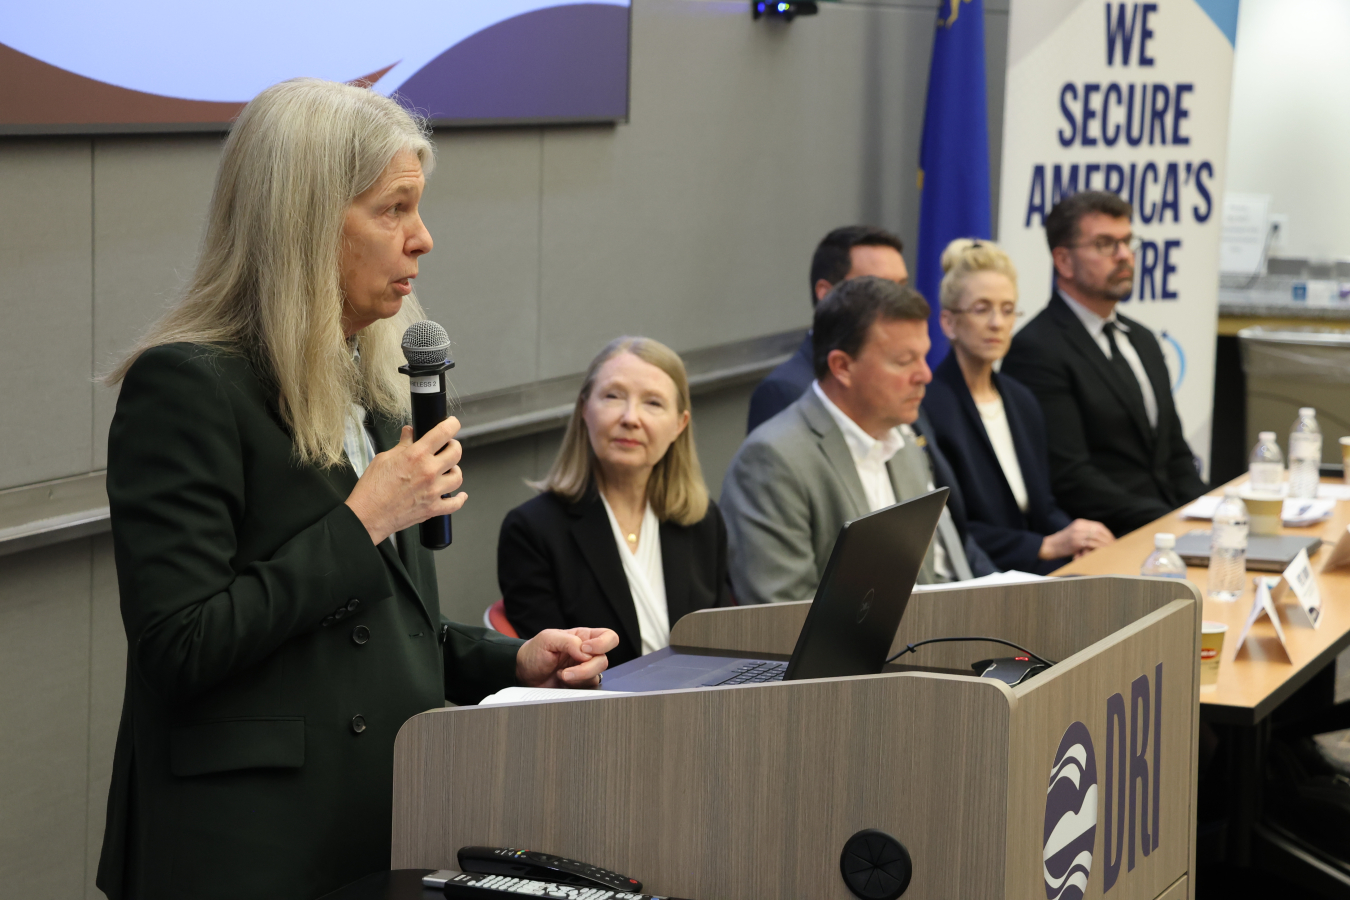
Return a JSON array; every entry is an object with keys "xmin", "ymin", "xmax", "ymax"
[{"xmin": 107, "ymin": 78, "xmax": 434, "ymax": 467}]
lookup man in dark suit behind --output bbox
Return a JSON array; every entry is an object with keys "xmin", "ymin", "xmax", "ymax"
[
  {"xmin": 747, "ymin": 225, "xmax": 909, "ymax": 433},
  {"xmin": 1001, "ymin": 191, "xmax": 1207, "ymax": 536}
]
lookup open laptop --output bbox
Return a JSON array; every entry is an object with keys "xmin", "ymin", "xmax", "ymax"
[{"xmin": 599, "ymin": 488, "xmax": 949, "ymax": 693}]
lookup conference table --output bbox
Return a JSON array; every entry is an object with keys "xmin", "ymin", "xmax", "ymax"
[
  {"xmin": 1057, "ymin": 475, "xmax": 1350, "ymax": 724},
  {"xmin": 1056, "ymin": 474, "xmax": 1350, "ymax": 887}
]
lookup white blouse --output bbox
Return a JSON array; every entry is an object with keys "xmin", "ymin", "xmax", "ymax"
[
  {"xmin": 600, "ymin": 496, "xmax": 670, "ymax": 655},
  {"xmin": 975, "ymin": 395, "xmax": 1030, "ymax": 514}
]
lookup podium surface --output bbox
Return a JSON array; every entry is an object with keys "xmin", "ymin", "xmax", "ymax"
[{"xmin": 392, "ymin": 576, "xmax": 1199, "ymax": 900}]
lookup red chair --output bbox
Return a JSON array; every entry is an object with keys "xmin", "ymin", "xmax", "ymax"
[{"xmin": 483, "ymin": 598, "xmax": 519, "ymax": 639}]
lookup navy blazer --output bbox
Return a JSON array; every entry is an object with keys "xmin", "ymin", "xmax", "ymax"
[
  {"xmin": 747, "ymin": 333, "xmax": 813, "ymax": 434},
  {"xmin": 912, "ymin": 407, "xmax": 1000, "ymax": 578},
  {"xmin": 923, "ymin": 354, "xmax": 1073, "ymax": 573}
]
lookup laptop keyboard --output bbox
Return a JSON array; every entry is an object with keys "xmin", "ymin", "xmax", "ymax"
[{"xmin": 704, "ymin": 660, "xmax": 788, "ymax": 686}]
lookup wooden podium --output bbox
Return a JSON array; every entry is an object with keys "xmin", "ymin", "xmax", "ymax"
[{"xmin": 391, "ymin": 576, "xmax": 1201, "ymax": 900}]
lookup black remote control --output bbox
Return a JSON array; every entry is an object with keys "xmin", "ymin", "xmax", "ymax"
[
  {"xmin": 441, "ymin": 871, "xmax": 689, "ymax": 900},
  {"xmin": 457, "ymin": 846, "xmax": 642, "ymax": 892}
]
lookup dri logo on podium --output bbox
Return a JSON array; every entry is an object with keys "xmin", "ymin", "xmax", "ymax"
[
  {"xmin": 1042, "ymin": 663, "xmax": 1163, "ymax": 898},
  {"xmin": 1043, "ymin": 722, "xmax": 1097, "ymax": 900}
]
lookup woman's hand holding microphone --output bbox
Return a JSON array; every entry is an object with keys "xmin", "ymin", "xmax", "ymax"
[{"xmin": 345, "ymin": 417, "xmax": 466, "ymax": 546}]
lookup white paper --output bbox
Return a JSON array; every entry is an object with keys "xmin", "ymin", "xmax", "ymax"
[
  {"xmin": 1181, "ymin": 496, "xmax": 1222, "ymax": 519},
  {"xmin": 1318, "ymin": 483, "xmax": 1350, "ymax": 501},
  {"xmin": 1281, "ymin": 499, "xmax": 1335, "ymax": 527},
  {"xmin": 1234, "ymin": 577, "xmax": 1292, "ymax": 660},
  {"xmin": 478, "ymin": 686, "xmax": 631, "ymax": 706},
  {"xmin": 912, "ymin": 570, "xmax": 1049, "ymax": 592},
  {"xmin": 1282, "ymin": 548, "xmax": 1322, "ymax": 629},
  {"xmin": 1221, "ymin": 193, "xmax": 1272, "ymax": 276},
  {"xmin": 1181, "ymin": 495, "xmax": 1333, "ymax": 525}
]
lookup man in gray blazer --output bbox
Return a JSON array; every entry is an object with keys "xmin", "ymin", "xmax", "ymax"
[{"xmin": 721, "ymin": 276, "xmax": 995, "ymax": 605}]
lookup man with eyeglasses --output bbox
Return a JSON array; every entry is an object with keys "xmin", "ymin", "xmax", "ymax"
[{"xmin": 1002, "ymin": 191, "xmax": 1207, "ymax": 537}]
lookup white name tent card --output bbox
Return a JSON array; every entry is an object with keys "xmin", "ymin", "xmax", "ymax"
[
  {"xmin": 1282, "ymin": 547, "xmax": 1322, "ymax": 629},
  {"xmin": 1234, "ymin": 577, "xmax": 1292, "ymax": 662},
  {"xmin": 1323, "ymin": 525, "xmax": 1350, "ymax": 573}
]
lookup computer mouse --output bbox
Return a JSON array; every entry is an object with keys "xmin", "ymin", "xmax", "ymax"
[{"xmin": 973, "ymin": 656, "xmax": 1049, "ymax": 686}]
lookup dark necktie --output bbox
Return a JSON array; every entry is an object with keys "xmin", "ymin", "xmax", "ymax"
[{"xmin": 1102, "ymin": 321, "xmax": 1146, "ymax": 410}]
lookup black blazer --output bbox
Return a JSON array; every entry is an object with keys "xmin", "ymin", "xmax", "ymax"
[
  {"xmin": 98, "ymin": 344, "xmax": 521, "ymax": 900},
  {"xmin": 1001, "ymin": 293, "xmax": 1208, "ymax": 536},
  {"xmin": 747, "ymin": 333, "xmax": 813, "ymax": 434},
  {"xmin": 922, "ymin": 354, "xmax": 1073, "ymax": 573},
  {"xmin": 499, "ymin": 490, "xmax": 732, "ymax": 665}
]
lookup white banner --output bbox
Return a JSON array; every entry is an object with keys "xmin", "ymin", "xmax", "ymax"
[{"xmin": 997, "ymin": 0, "xmax": 1239, "ymax": 475}]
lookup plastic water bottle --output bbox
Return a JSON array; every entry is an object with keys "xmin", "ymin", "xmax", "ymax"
[
  {"xmin": 1208, "ymin": 489, "xmax": 1248, "ymax": 601},
  {"xmin": 1288, "ymin": 407, "xmax": 1322, "ymax": 499},
  {"xmin": 1248, "ymin": 431, "xmax": 1284, "ymax": 494},
  {"xmin": 1140, "ymin": 533, "xmax": 1187, "ymax": 579}
]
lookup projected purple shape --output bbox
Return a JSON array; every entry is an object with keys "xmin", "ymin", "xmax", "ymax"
[{"xmin": 397, "ymin": 3, "xmax": 629, "ymax": 123}]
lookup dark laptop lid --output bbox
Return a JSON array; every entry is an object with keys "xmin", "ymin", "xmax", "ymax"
[
  {"xmin": 783, "ymin": 488, "xmax": 949, "ymax": 681},
  {"xmin": 1174, "ymin": 529, "xmax": 1322, "ymax": 573}
]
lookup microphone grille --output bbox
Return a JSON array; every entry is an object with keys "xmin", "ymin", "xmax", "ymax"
[{"xmin": 401, "ymin": 320, "xmax": 451, "ymax": 366}]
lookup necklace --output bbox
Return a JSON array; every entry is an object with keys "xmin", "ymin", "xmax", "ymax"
[{"xmin": 626, "ymin": 532, "xmax": 638, "ymax": 545}]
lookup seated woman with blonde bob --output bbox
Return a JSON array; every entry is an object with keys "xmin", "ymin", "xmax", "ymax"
[
  {"xmin": 499, "ymin": 337, "xmax": 732, "ymax": 666},
  {"xmin": 921, "ymin": 239, "xmax": 1114, "ymax": 573}
]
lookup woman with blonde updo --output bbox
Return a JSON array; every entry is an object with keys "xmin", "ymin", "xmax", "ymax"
[{"xmin": 921, "ymin": 238, "xmax": 1113, "ymax": 573}]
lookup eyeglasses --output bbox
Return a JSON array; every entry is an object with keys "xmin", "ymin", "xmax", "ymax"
[
  {"xmin": 1067, "ymin": 235, "xmax": 1144, "ymax": 257},
  {"xmin": 950, "ymin": 302, "xmax": 1023, "ymax": 321}
]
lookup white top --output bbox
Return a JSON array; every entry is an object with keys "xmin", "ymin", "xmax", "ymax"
[
  {"xmin": 343, "ymin": 403, "xmax": 378, "ymax": 477},
  {"xmin": 599, "ymin": 495, "xmax": 670, "ymax": 656},
  {"xmin": 975, "ymin": 395, "xmax": 1029, "ymax": 513},
  {"xmin": 811, "ymin": 382, "xmax": 952, "ymax": 580},
  {"xmin": 1059, "ymin": 290, "xmax": 1158, "ymax": 429}
]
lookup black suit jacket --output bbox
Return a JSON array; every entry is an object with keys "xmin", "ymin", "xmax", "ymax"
[
  {"xmin": 97, "ymin": 343, "xmax": 522, "ymax": 900},
  {"xmin": 747, "ymin": 333, "xmax": 813, "ymax": 434},
  {"xmin": 1000, "ymin": 294, "xmax": 1208, "ymax": 536},
  {"xmin": 499, "ymin": 490, "xmax": 732, "ymax": 665},
  {"xmin": 922, "ymin": 354, "xmax": 1073, "ymax": 573}
]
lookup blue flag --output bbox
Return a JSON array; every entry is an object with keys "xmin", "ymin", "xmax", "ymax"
[{"xmin": 915, "ymin": 0, "xmax": 992, "ymax": 367}]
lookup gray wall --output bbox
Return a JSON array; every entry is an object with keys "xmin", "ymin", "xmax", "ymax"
[{"xmin": 0, "ymin": 1, "xmax": 1008, "ymax": 895}]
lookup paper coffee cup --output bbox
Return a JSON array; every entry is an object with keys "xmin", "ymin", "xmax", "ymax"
[
  {"xmin": 1340, "ymin": 436, "xmax": 1350, "ymax": 484},
  {"xmin": 1240, "ymin": 491, "xmax": 1284, "ymax": 536},
  {"xmin": 1200, "ymin": 621, "xmax": 1227, "ymax": 688}
]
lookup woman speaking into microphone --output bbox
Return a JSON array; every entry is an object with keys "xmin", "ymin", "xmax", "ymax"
[{"xmin": 96, "ymin": 79, "xmax": 618, "ymax": 900}]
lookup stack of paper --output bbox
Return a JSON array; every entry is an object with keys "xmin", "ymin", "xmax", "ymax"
[
  {"xmin": 478, "ymin": 686, "xmax": 631, "ymax": 706},
  {"xmin": 1282, "ymin": 499, "xmax": 1336, "ymax": 526},
  {"xmin": 913, "ymin": 570, "xmax": 1048, "ymax": 592},
  {"xmin": 1180, "ymin": 495, "xmax": 1334, "ymax": 526}
]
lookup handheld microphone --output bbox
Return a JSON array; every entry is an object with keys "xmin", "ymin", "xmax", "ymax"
[{"xmin": 398, "ymin": 320, "xmax": 456, "ymax": 550}]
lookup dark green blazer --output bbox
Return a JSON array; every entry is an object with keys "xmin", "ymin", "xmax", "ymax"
[{"xmin": 96, "ymin": 343, "xmax": 522, "ymax": 900}]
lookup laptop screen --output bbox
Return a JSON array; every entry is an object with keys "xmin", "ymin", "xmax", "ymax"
[{"xmin": 783, "ymin": 488, "xmax": 949, "ymax": 681}]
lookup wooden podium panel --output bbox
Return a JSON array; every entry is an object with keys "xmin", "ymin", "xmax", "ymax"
[
  {"xmin": 1005, "ymin": 599, "xmax": 1199, "ymax": 900},
  {"xmin": 392, "ymin": 576, "xmax": 1200, "ymax": 900},
  {"xmin": 394, "ymin": 673, "xmax": 1015, "ymax": 898}
]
